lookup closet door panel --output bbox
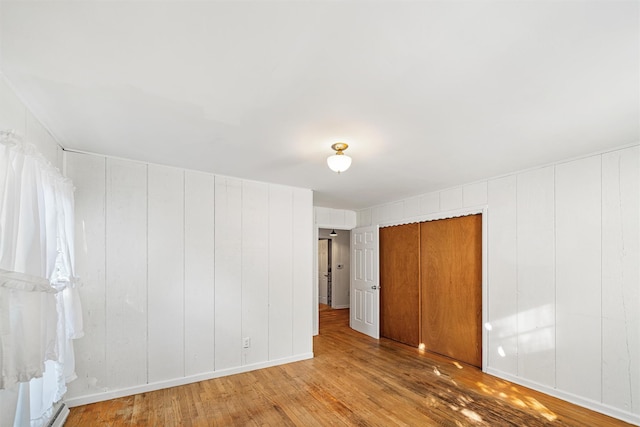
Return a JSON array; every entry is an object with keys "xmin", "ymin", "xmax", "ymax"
[
  {"xmin": 379, "ymin": 223, "xmax": 420, "ymax": 347},
  {"xmin": 421, "ymin": 215, "xmax": 482, "ymax": 367}
]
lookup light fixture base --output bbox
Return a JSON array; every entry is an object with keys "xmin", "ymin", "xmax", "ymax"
[{"xmin": 331, "ymin": 142, "xmax": 349, "ymax": 152}]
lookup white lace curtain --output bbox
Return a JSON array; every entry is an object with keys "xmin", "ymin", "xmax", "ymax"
[{"xmin": 0, "ymin": 130, "xmax": 83, "ymax": 426}]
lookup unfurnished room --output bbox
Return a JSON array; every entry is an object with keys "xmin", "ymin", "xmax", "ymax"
[{"xmin": 0, "ymin": 1, "xmax": 638, "ymax": 426}]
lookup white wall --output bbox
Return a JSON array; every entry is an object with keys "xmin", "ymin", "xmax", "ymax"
[
  {"xmin": 0, "ymin": 74, "xmax": 61, "ymax": 167},
  {"xmin": 64, "ymin": 151, "xmax": 314, "ymax": 406},
  {"xmin": 356, "ymin": 146, "xmax": 639, "ymax": 424}
]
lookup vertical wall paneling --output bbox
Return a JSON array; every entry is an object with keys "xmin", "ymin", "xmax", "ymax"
[
  {"xmin": 329, "ymin": 208, "xmax": 346, "ymax": 226},
  {"xmin": 25, "ymin": 111, "xmax": 58, "ymax": 166},
  {"xmin": 384, "ymin": 201, "xmax": 404, "ymax": 222},
  {"xmin": 105, "ymin": 158, "xmax": 148, "ymax": 388},
  {"xmin": 147, "ymin": 165, "xmax": 185, "ymax": 382},
  {"xmin": 0, "ymin": 77, "xmax": 27, "ymax": 138},
  {"xmin": 371, "ymin": 206, "xmax": 383, "ymax": 226},
  {"xmin": 463, "ymin": 182, "xmax": 488, "ymax": 207},
  {"xmin": 516, "ymin": 166, "xmax": 555, "ymax": 387},
  {"xmin": 440, "ymin": 187, "xmax": 463, "ymax": 211},
  {"xmin": 292, "ymin": 189, "xmax": 313, "ymax": 355},
  {"xmin": 184, "ymin": 171, "xmax": 216, "ymax": 376},
  {"xmin": 268, "ymin": 185, "xmax": 294, "ymax": 360},
  {"xmin": 487, "ymin": 176, "xmax": 518, "ymax": 375},
  {"xmin": 555, "ymin": 156, "xmax": 602, "ymax": 401},
  {"xmin": 420, "ymin": 192, "xmax": 440, "ymax": 215},
  {"xmin": 315, "ymin": 208, "xmax": 331, "ymax": 226},
  {"xmin": 601, "ymin": 147, "xmax": 640, "ymax": 412},
  {"xmin": 403, "ymin": 197, "xmax": 421, "ymax": 218},
  {"xmin": 241, "ymin": 181, "xmax": 270, "ymax": 365},
  {"xmin": 358, "ymin": 209, "xmax": 372, "ymax": 227},
  {"xmin": 214, "ymin": 177, "xmax": 243, "ymax": 370},
  {"xmin": 64, "ymin": 152, "xmax": 107, "ymax": 396},
  {"xmin": 353, "ymin": 147, "xmax": 639, "ymax": 422}
]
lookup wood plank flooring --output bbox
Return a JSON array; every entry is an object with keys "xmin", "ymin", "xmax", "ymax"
[{"xmin": 66, "ymin": 305, "xmax": 631, "ymax": 426}]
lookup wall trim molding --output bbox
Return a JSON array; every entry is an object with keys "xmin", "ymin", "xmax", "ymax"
[
  {"xmin": 64, "ymin": 353, "xmax": 314, "ymax": 408},
  {"xmin": 486, "ymin": 368, "xmax": 640, "ymax": 425}
]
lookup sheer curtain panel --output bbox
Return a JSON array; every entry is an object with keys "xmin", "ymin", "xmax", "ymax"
[{"xmin": 0, "ymin": 129, "xmax": 83, "ymax": 426}]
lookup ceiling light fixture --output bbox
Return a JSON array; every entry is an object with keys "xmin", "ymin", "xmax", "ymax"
[
  {"xmin": 327, "ymin": 142, "xmax": 352, "ymax": 173},
  {"xmin": 329, "ymin": 229, "xmax": 338, "ymax": 237}
]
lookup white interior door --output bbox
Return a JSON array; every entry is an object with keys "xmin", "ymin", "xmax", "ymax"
[
  {"xmin": 318, "ymin": 239, "xmax": 329, "ymax": 305},
  {"xmin": 351, "ymin": 225, "xmax": 379, "ymax": 338}
]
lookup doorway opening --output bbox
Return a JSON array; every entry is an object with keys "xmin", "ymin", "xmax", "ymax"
[
  {"xmin": 317, "ymin": 228, "xmax": 351, "ymax": 316},
  {"xmin": 318, "ymin": 238, "xmax": 332, "ymax": 306}
]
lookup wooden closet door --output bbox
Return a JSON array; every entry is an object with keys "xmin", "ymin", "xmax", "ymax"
[
  {"xmin": 420, "ymin": 215, "xmax": 482, "ymax": 367},
  {"xmin": 380, "ymin": 223, "xmax": 420, "ymax": 347}
]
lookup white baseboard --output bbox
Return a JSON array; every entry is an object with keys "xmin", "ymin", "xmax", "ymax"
[
  {"xmin": 486, "ymin": 368, "xmax": 640, "ymax": 426},
  {"xmin": 331, "ymin": 304, "xmax": 349, "ymax": 309},
  {"xmin": 319, "ymin": 297, "xmax": 328, "ymax": 305},
  {"xmin": 64, "ymin": 352, "xmax": 314, "ymax": 408}
]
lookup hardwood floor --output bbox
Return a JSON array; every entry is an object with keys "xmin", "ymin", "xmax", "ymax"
[{"xmin": 66, "ymin": 305, "xmax": 631, "ymax": 426}]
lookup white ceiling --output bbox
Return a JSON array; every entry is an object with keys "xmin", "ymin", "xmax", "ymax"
[{"xmin": 1, "ymin": 1, "xmax": 637, "ymax": 209}]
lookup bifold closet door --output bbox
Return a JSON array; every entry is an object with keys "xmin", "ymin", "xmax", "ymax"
[
  {"xmin": 379, "ymin": 223, "xmax": 420, "ymax": 347},
  {"xmin": 420, "ymin": 215, "xmax": 482, "ymax": 367}
]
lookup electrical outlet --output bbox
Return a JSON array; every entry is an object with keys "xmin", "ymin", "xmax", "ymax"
[{"xmin": 243, "ymin": 337, "xmax": 251, "ymax": 348}]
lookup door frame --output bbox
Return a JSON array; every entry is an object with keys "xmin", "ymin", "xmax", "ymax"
[{"xmin": 376, "ymin": 206, "xmax": 489, "ymax": 372}]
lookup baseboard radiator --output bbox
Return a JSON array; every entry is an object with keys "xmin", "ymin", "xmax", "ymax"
[{"xmin": 47, "ymin": 402, "xmax": 69, "ymax": 427}]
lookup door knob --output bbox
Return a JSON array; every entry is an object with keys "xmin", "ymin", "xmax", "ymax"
[{"xmin": 371, "ymin": 285, "xmax": 377, "ymax": 290}]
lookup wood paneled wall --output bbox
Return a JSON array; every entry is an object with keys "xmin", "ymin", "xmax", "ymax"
[
  {"xmin": 64, "ymin": 152, "xmax": 313, "ymax": 406},
  {"xmin": 357, "ymin": 146, "xmax": 640, "ymax": 424}
]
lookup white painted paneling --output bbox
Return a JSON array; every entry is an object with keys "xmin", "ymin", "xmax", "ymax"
[
  {"xmin": 420, "ymin": 192, "xmax": 439, "ymax": 214},
  {"xmin": 344, "ymin": 210, "xmax": 357, "ymax": 228},
  {"xmin": 269, "ymin": 185, "xmax": 294, "ymax": 360},
  {"xmin": 26, "ymin": 111, "xmax": 57, "ymax": 166},
  {"xmin": 440, "ymin": 187, "xmax": 463, "ymax": 211},
  {"xmin": 487, "ymin": 176, "xmax": 518, "ymax": 375},
  {"xmin": 64, "ymin": 152, "xmax": 106, "ymax": 398},
  {"xmin": 602, "ymin": 147, "xmax": 640, "ymax": 414},
  {"xmin": 214, "ymin": 177, "xmax": 242, "ymax": 370},
  {"xmin": 315, "ymin": 207, "xmax": 357, "ymax": 229},
  {"xmin": 384, "ymin": 201, "xmax": 404, "ymax": 222},
  {"xmin": 463, "ymin": 181, "xmax": 488, "ymax": 207},
  {"xmin": 370, "ymin": 206, "xmax": 383, "ymax": 226},
  {"xmin": 184, "ymin": 171, "xmax": 216, "ymax": 376},
  {"xmin": 329, "ymin": 208, "xmax": 346, "ymax": 226},
  {"xmin": 516, "ymin": 166, "xmax": 555, "ymax": 387},
  {"xmin": 148, "ymin": 165, "xmax": 184, "ymax": 382},
  {"xmin": 292, "ymin": 188, "xmax": 313, "ymax": 354},
  {"xmin": 0, "ymin": 76, "xmax": 26, "ymax": 138},
  {"xmin": 241, "ymin": 180, "xmax": 269, "ymax": 365},
  {"xmin": 403, "ymin": 197, "xmax": 420, "ymax": 218},
  {"xmin": 555, "ymin": 156, "xmax": 601, "ymax": 402},
  {"xmin": 105, "ymin": 158, "xmax": 147, "ymax": 389},
  {"xmin": 358, "ymin": 208, "xmax": 372, "ymax": 227},
  {"xmin": 314, "ymin": 207, "xmax": 331, "ymax": 225}
]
